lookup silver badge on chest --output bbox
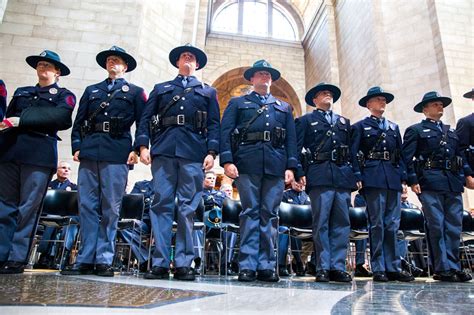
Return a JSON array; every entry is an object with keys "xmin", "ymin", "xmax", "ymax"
[
  {"xmin": 122, "ymin": 85, "xmax": 130, "ymax": 92},
  {"xmin": 49, "ymin": 88, "xmax": 58, "ymax": 95}
]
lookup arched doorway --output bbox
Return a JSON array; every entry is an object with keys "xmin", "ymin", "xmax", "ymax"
[{"xmin": 212, "ymin": 67, "xmax": 303, "ymax": 118}]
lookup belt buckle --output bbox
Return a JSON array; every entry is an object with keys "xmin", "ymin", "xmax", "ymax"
[
  {"xmin": 445, "ymin": 160, "xmax": 452, "ymax": 170},
  {"xmin": 177, "ymin": 114, "xmax": 185, "ymax": 125},
  {"xmin": 103, "ymin": 121, "xmax": 110, "ymax": 132},
  {"xmin": 383, "ymin": 151, "xmax": 390, "ymax": 160},
  {"xmin": 263, "ymin": 130, "xmax": 271, "ymax": 141},
  {"xmin": 172, "ymin": 95, "xmax": 180, "ymax": 102}
]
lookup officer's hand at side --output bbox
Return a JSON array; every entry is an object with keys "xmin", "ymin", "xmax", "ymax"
[
  {"xmin": 298, "ymin": 176, "xmax": 306, "ymax": 186},
  {"xmin": 356, "ymin": 181, "xmax": 363, "ymax": 190},
  {"xmin": 224, "ymin": 163, "xmax": 239, "ymax": 179},
  {"xmin": 73, "ymin": 151, "xmax": 80, "ymax": 162},
  {"xmin": 411, "ymin": 184, "xmax": 421, "ymax": 194},
  {"xmin": 139, "ymin": 146, "xmax": 151, "ymax": 165},
  {"xmin": 202, "ymin": 154, "xmax": 214, "ymax": 171},
  {"xmin": 285, "ymin": 170, "xmax": 295, "ymax": 185},
  {"xmin": 466, "ymin": 176, "xmax": 474, "ymax": 190},
  {"xmin": 127, "ymin": 151, "xmax": 138, "ymax": 165}
]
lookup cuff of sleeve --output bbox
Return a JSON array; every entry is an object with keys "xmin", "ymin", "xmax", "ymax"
[
  {"xmin": 207, "ymin": 139, "xmax": 219, "ymax": 153},
  {"xmin": 286, "ymin": 157, "xmax": 298, "ymax": 170},
  {"xmin": 219, "ymin": 151, "xmax": 233, "ymax": 166},
  {"xmin": 407, "ymin": 173, "xmax": 418, "ymax": 186}
]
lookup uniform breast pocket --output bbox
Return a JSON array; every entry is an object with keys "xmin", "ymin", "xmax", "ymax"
[
  {"xmin": 237, "ymin": 104, "xmax": 259, "ymax": 123},
  {"xmin": 274, "ymin": 107, "xmax": 287, "ymax": 124},
  {"xmin": 193, "ymin": 89, "xmax": 211, "ymax": 110},
  {"xmin": 114, "ymin": 94, "xmax": 134, "ymax": 112},
  {"xmin": 419, "ymin": 131, "xmax": 439, "ymax": 146},
  {"xmin": 88, "ymin": 92, "xmax": 106, "ymax": 106},
  {"xmin": 447, "ymin": 132, "xmax": 459, "ymax": 147},
  {"xmin": 363, "ymin": 129, "xmax": 379, "ymax": 139}
]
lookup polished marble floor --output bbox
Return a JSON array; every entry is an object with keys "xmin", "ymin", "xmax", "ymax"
[{"xmin": 0, "ymin": 271, "xmax": 472, "ymax": 314}]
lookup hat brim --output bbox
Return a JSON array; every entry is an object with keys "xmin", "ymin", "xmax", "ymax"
[
  {"xmin": 358, "ymin": 92, "xmax": 394, "ymax": 107},
  {"xmin": 96, "ymin": 50, "xmax": 137, "ymax": 72},
  {"xmin": 305, "ymin": 84, "xmax": 341, "ymax": 106},
  {"xmin": 463, "ymin": 90, "xmax": 473, "ymax": 99},
  {"xmin": 243, "ymin": 67, "xmax": 281, "ymax": 81},
  {"xmin": 413, "ymin": 96, "xmax": 452, "ymax": 113},
  {"xmin": 168, "ymin": 46, "xmax": 207, "ymax": 70},
  {"xmin": 26, "ymin": 56, "xmax": 70, "ymax": 76}
]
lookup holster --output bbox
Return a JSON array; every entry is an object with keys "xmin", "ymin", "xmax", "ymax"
[
  {"xmin": 300, "ymin": 148, "xmax": 312, "ymax": 173},
  {"xmin": 391, "ymin": 149, "xmax": 401, "ymax": 166},
  {"xmin": 194, "ymin": 111, "xmax": 207, "ymax": 132},
  {"xmin": 80, "ymin": 120, "xmax": 92, "ymax": 140},
  {"xmin": 149, "ymin": 114, "xmax": 160, "ymax": 136},
  {"xmin": 334, "ymin": 145, "xmax": 350, "ymax": 165},
  {"xmin": 467, "ymin": 146, "xmax": 474, "ymax": 166},
  {"xmin": 230, "ymin": 129, "xmax": 240, "ymax": 152},
  {"xmin": 357, "ymin": 150, "xmax": 365, "ymax": 168}
]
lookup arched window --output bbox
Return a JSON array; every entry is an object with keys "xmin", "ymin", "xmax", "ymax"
[{"xmin": 212, "ymin": 0, "xmax": 298, "ymax": 41}]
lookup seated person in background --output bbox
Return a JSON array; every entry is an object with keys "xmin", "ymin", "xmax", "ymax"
[
  {"xmin": 278, "ymin": 180, "xmax": 310, "ymax": 277},
  {"xmin": 35, "ymin": 161, "xmax": 78, "ymax": 269},
  {"xmin": 116, "ymin": 180, "xmax": 152, "ymax": 271}
]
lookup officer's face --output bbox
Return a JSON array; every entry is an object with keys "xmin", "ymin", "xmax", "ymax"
[
  {"xmin": 313, "ymin": 90, "xmax": 333, "ymax": 109},
  {"xmin": 366, "ymin": 96, "xmax": 386, "ymax": 116},
  {"xmin": 56, "ymin": 162, "xmax": 71, "ymax": 180},
  {"xmin": 106, "ymin": 56, "xmax": 128, "ymax": 75},
  {"xmin": 203, "ymin": 174, "xmax": 216, "ymax": 189},
  {"xmin": 36, "ymin": 61, "xmax": 60, "ymax": 81},
  {"xmin": 220, "ymin": 186, "xmax": 233, "ymax": 198},
  {"xmin": 177, "ymin": 52, "xmax": 199, "ymax": 73},
  {"xmin": 250, "ymin": 71, "xmax": 272, "ymax": 89},
  {"xmin": 423, "ymin": 101, "xmax": 444, "ymax": 120}
]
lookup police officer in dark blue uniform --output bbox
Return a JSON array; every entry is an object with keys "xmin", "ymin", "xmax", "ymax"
[
  {"xmin": 0, "ymin": 50, "xmax": 75, "ymax": 274},
  {"xmin": 278, "ymin": 181, "xmax": 310, "ymax": 277},
  {"xmin": 296, "ymin": 82, "xmax": 355, "ymax": 283},
  {"xmin": 137, "ymin": 44, "xmax": 220, "ymax": 281},
  {"xmin": 351, "ymin": 86, "xmax": 414, "ymax": 282},
  {"xmin": 220, "ymin": 60, "xmax": 298, "ymax": 282},
  {"xmin": 0, "ymin": 80, "xmax": 6, "ymax": 120},
  {"xmin": 402, "ymin": 91, "xmax": 472, "ymax": 282},
  {"xmin": 456, "ymin": 89, "xmax": 474, "ymax": 190},
  {"xmin": 62, "ymin": 46, "xmax": 146, "ymax": 277}
]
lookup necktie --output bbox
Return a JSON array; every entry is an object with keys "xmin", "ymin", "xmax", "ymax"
[
  {"xmin": 325, "ymin": 111, "xmax": 332, "ymax": 124},
  {"xmin": 259, "ymin": 95, "xmax": 266, "ymax": 104},
  {"xmin": 182, "ymin": 76, "xmax": 188, "ymax": 88},
  {"xmin": 436, "ymin": 121, "xmax": 442, "ymax": 132},
  {"xmin": 107, "ymin": 79, "xmax": 115, "ymax": 91},
  {"xmin": 378, "ymin": 118, "xmax": 385, "ymax": 130}
]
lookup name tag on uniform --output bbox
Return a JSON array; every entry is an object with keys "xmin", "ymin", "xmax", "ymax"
[
  {"xmin": 244, "ymin": 101, "xmax": 252, "ymax": 104},
  {"xmin": 423, "ymin": 129, "xmax": 431, "ymax": 132},
  {"xmin": 311, "ymin": 121, "xmax": 318, "ymax": 126},
  {"xmin": 164, "ymin": 85, "xmax": 171, "ymax": 88},
  {"xmin": 364, "ymin": 127, "xmax": 372, "ymax": 130},
  {"xmin": 92, "ymin": 89, "xmax": 99, "ymax": 93}
]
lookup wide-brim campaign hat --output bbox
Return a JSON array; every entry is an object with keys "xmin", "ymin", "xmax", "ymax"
[
  {"xmin": 413, "ymin": 91, "xmax": 452, "ymax": 113},
  {"xmin": 243, "ymin": 59, "xmax": 281, "ymax": 81},
  {"xmin": 96, "ymin": 46, "xmax": 137, "ymax": 72},
  {"xmin": 463, "ymin": 89, "xmax": 473, "ymax": 99},
  {"xmin": 26, "ymin": 50, "xmax": 70, "ymax": 76},
  {"xmin": 358, "ymin": 86, "xmax": 394, "ymax": 107},
  {"xmin": 169, "ymin": 44, "xmax": 207, "ymax": 70},
  {"xmin": 305, "ymin": 82, "xmax": 341, "ymax": 106},
  {"xmin": 204, "ymin": 208, "xmax": 222, "ymax": 229}
]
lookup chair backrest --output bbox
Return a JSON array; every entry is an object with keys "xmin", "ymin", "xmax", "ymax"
[
  {"xmin": 279, "ymin": 202, "xmax": 312, "ymax": 229},
  {"xmin": 400, "ymin": 207, "xmax": 425, "ymax": 231},
  {"xmin": 42, "ymin": 190, "xmax": 78, "ymax": 216},
  {"xmin": 222, "ymin": 198, "xmax": 242, "ymax": 225},
  {"xmin": 349, "ymin": 207, "xmax": 368, "ymax": 230},
  {"xmin": 462, "ymin": 210, "xmax": 473, "ymax": 232},
  {"xmin": 120, "ymin": 193, "xmax": 144, "ymax": 220}
]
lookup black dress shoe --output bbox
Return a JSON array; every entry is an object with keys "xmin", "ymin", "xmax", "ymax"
[
  {"xmin": 401, "ymin": 259, "xmax": 423, "ymax": 277},
  {"xmin": 433, "ymin": 270, "xmax": 459, "ymax": 282},
  {"xmin": 60, "ymin": 263, "xmax": 95, "ymax": 275},
  {"xmin": 454, "ymin": 270, "xmax": 472, "ymax": 282},
  {"xmin": 257, "ymin": 269, "xmax": 280, "ymax": 282},
  {"xmin": 373, "ymin": 271, "xmax": 388, "ymax": 282},
  {"xmin": 315, "ymin": 269, "xmax": 330, "ymax": 282},
  {"xmin": 0, "ymin": 261, "xmax": 25, "ymax": 274},
  {"xmin": 278, "ymin": 265, "xmax": 290, "ymax": 277},
  {"xmin": 95, "ymin": 264, "xmax": 114, "ymax": 277},
  {"xmin": 354, "ymin": 264, "xmax": 373, "ymax": 277},
  {"xmin": 294, "ymin": 264, "xmax": 306, "ymax": 277},
  {"xmin": 144, "ymin": 266, "xmax": 169, "ymax": 279},
  {"xmin": 238, "ymin": 269, "xmax": 256, "ymax": 282},
  {"xmin": 174, "ymin": 267, "xmax": 195, "ymax": 281},
  {"xmin": 306, "ymin": 263, "xmax": 317, "ymax": 276},
  {"xmin": 386, "ymin": 270, "xmax": 414, "ymax": 282},
  {"xmin": 329, "ymin": 270, "xmax": 352, "ymax": 282}
]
